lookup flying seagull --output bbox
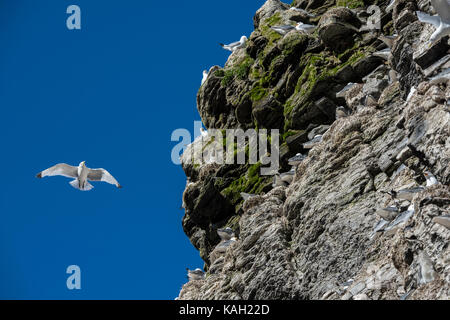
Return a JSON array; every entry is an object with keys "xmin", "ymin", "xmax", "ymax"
[
  {"xmin": 219, "ymin": 36, "xmax": 248, "ymax": 52},
  {"xmin": 36, "ymin": 161, "xmax": 122, "ymax": 191},
  {"xmin": 416, "ymin": 0, "xmax": 450, "ymax": 44}
]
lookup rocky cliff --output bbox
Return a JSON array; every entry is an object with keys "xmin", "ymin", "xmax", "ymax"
[{"xmin": 178, "ymin": 0, "xmax": 450, "ymax": 300}]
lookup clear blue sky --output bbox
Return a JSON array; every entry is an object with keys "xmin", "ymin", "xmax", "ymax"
[{"xmin": 0, "ymin": 0, "xmax": 266, "ymax": 299}]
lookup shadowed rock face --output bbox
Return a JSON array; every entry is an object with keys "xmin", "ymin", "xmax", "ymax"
[{"xmin": 178, "ymin": 0, "xmax": 450, "ymax": 300}]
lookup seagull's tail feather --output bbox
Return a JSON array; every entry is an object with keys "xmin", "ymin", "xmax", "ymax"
[{"xmin": 69, "ymin": 179, "xmax": 94, "ymax": 191}]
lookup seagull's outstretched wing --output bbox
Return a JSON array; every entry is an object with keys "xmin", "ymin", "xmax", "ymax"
[
  {"xmin": 431, "ymin": 0, "xmax": 450, "ymax": 23},
  {"xmin": 417, "ymin": 11, "xmax": 442, "ymax": 27},
  {"xmin": 36, "ymin": 163, "xmax": 78, "ymax": 178},
  {"xmin": 87, "ymin": 168, "xmax": 122, "ymax": 188}
]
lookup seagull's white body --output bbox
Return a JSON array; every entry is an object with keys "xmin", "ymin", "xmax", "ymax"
[
  {"xmin": 373, "ymin": 48, "xmax": 391, "ymax": 60},
  {"xmin": 215, "ymin": 237, "xmax": 237, "ymax": 253},
  {"xmin": 271, "ymin": 24, "xmax": 296, "ymax": 35},
  {"xmin": 416, "ymin": 0, "xmax": 450, "ymax": 43},
  {"xmin": 424, "ymin": 171, "xmax": 439, "ymax": 186},
  {"xmin": 303, "ymin": 135, "xmax": 323, "ymax": 149},
  {"xmin": 217, "ymin": 227, "xmax": 235, "ymax": 241},
  {"xmin": 200, "ymin": 127, "xmax": 208, "ymax": 138},
  {"xmin": 240, "ymin": 192, "xmax": 256, "ymax": 201},
  {"xmin": 37, "ymin": 161, "xmax": 122, "ymax": 191},
  {"xmin": 201, "ymin": 70, "xmax": 208, "ymax": 85},
  {"xmin": 288, "ymin": 153, "xmax": 306, "ymax": 166},
  {"xmin": 386, "ymin": 0, "xmax": 396, "ymax": 12},
  {"xmin": 295, "ymin": 22, "xmax": 316, "ymax": 33},
  {"xmin": 186, "ymin": 268, "xmax": 205, "ymax": 281},
  {"xmin": 376, "ymin": 205, "xmax": 399, "ymax": 221},
  {"xmin": 336, "ymin": 82, "xmax": 356, "ymax": 98},
  {"xmin": 220, "ymin": 36, "xmax": 248, "ymax": 52},
  {"xmin": 429, "ymin": 67, "xmax": 450, "ymax": 84},
  {"xmin": 406, "ymin": 86, "xmax": 417, "ymax": 102}
]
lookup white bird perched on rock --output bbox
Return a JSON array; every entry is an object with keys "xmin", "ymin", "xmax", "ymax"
[
  {"xmin": 418, "ymin": 251, "xmax": 437, "ymax": 284},
  {"xmin": 375, "ymin": 205, "xmax": 400, "ymax": 221},
  {"xmin": 219, "ymin": 36, "xmax": 248, "ymax": 52},
  {"xmin": 372, "ymin": 47, "xmax": 391, "ymax": 61},
  {"xmin": 416, "ymin": 0, "xmax": 450, "ymax": 44},
  {"xmin": 201, "ymin": 70, "xmax": 208, "ymax": 85},
  {"xmin": 271, "ymin": 24, "xmax": 297, "ymax": 35},
  {"xmin": 288, "ymin": 153, "xmax": 306, "ymax": 166},
  {"xmin": 388, "ymin": 186, "xmax": 426, "ymax": 201},
  {"xmin": 271, "ymin": 22, "xmax": 315, "ymax": 35},
  {"xmin": 386, "ymin": 0, "xmax": 396, "ymax": 12},
  {"xmin": 336, "ymin": 82, "xmax": 357, "ymax": 98},
  {"xmin": 215, "ymin": 237, "xmax": 237, "ymax": 253},
  {"xmin": 200, "ymin": 127, "xmax": 208, "ymax": 138},
  {"xmin": 429, "ymin": 67, "xmax": 450, "ymax": 84},
  {"xmin": 406, "ymin": 86, "xmax": 417, "ymax": 102},
  {"xmin": 424, "ymin": 171, "xmax": 439, "ymax": 186},
  {"xmin": 303, "ymin": 135, "xmax": 323, "ymax": 149},
  {"xmin": 295, "ymin": 22, "xmax": 316, "ymax": 33},
  {"xmin": 240, "ymin": 192, "xmax": 256, "ymax": 201},
  {"xmin": 36, "ymin": 161, "xmax": 122, "ymax": 191},
  {"xmin": 217, "ymin": 227, "xmax": 235, "ymax": 241},
  {"xmin": 186, "ymin": 268, "xmax": 205, "ymax": 281},
  {"xmin": 384, "ymin": 204, "xmax": 415, "ymax": 235}
]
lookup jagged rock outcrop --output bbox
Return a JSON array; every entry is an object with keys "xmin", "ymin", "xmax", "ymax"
[{"xmin": 178, "ymin": 0, "xmax": 450, "ymax": 300}]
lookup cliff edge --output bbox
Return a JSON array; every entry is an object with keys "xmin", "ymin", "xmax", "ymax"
[{"xmin": 178, "ymin": 0, "xmax": 450, "ymax": 300}]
